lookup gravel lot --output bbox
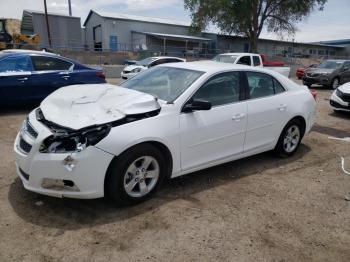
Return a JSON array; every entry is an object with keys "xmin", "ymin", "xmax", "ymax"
[{"xmin": 0, "ymin": 79, "xmax": 350, "ymax": 261}]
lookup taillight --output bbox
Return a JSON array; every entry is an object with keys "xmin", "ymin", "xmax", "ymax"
[
  {"xmin": 96, "ymin": 72, "xmax": 105, "ymax": 79},
  {"xmin": 310, "ymin": 89, "xmax": 317, "ymax": 100}
]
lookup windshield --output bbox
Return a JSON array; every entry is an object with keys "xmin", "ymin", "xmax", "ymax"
[
  {"xmin": 213, "ymin": 55, "xmax": 238, "ymax": 64},
  {"xmin": 318, "ymin": 60, "xmax": 343, "ymax": 69},
  {"xmin": 136, "ymin": 57, "xmax": 157, "ymax": 67},
  {"xmin": 120, "ymin": 67, "xmax": 204, "ymax": 102}
]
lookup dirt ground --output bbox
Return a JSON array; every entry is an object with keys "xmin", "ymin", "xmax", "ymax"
[{"xmin": 0, "ymin": 80, "xmax": 350, "ymax": 262}]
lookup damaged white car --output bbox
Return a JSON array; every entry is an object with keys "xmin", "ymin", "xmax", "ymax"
[{"xmin": 14, "ymin": 62, "xmax": 316, "ymax": 205}]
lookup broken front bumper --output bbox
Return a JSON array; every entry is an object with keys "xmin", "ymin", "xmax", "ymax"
[{"xmin": 13, "ymin": 110, "xmax": 114, "ymax": 199}]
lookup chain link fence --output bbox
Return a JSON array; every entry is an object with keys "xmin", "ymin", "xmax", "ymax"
[{"xmin": 1, "ymin": 41, "xmax": 349, "ymax": 78}]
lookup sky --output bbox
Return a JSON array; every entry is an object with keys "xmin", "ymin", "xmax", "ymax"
[{"xmin": 0, "ymin": 0, "xmax": 349, "ymax": 43}]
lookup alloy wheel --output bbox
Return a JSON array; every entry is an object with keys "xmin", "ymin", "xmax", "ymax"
[
  {"xmin": 283, "ymin": 125, "xmax": 300, "ymax": 153},
  {"xmin": 123, "ymin": 156, "xmax": 160, "ymax": 198}
]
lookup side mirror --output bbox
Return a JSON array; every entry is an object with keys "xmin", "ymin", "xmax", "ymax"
[
  {"xmin": 343, "ymin": 66, "xmax": 349, "ymax": 71},
  {"xmin": 183, "ymin": 99, "xmax": 212, "ymax": 113}
]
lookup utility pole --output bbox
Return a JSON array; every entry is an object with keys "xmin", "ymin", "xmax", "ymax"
[
  {"xmin": 44, "ymin": 0, "xmax": 52, "ymax": 48},
  {"xmin": 68, "ymin": 0, "xmax": 72, "ymax": 16}
]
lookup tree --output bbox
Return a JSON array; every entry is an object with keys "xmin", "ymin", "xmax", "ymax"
[{"xmin": 184, "ymin": 0, "xmax": 327, "ymax": 52}]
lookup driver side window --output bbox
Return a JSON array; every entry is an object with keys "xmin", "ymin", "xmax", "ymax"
[{"xmin": 192, "ymin": 72, "xmax": 241, "ymax": 107}]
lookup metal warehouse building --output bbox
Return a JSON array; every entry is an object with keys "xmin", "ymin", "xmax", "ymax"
[
  {"xmin": 21, "ymin": 10, "xmax": 83, "ymax": 49},
  {"xmin": 83, "ymin": 10, "xmax": 211, "ymax": 55},
  {"xmin": 83, "ymin": 10, "xmax": 347, "ymax": 58}
]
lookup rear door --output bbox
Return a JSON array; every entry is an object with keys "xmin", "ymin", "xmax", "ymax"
[
  {"xmin": 243, "ymin": 71, "xmax": 290, "ymax": 153},
  {"xmin": 0, "ymin": 55, "xmax": 33, "ymax": 105},
  {"xmin": 30, "ymin": 55, "xmax": 74, "ymax": 99},
  {"xmin": 180, "ymin": 71, "xmax": 247, "ymax": 171}
]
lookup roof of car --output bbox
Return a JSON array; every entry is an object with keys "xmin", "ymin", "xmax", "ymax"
[
  {"xmin": 1, "ymin": 49, "xmax": 59, "ymax": 56},
  {"xmin": 160, "ymin": 60, "xmax": 291, "ymax": 79},
  {"xmin": 216, "ymin": 53, "xmax": 259, "ymax": 56},
  {"xmin": 150, "ymin": 56, "xmax": 185, "ymax": 60},
  {"xmin": 159, "ymin": 60, "xmax": 253, "ymax": 73}
]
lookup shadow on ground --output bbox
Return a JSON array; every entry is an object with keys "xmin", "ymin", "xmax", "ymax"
[
  {"xmin": 8, "ymin": 144, "xmax": 311, "ymax": 230},
  {"xmin": 312, "ymin": 123, "xmax": 350, "ymax": 137}
]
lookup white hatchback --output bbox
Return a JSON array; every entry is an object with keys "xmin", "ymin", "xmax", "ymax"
[{"xmin": 14, "ymin": 61, "xmax": 316, "ymax": 205}]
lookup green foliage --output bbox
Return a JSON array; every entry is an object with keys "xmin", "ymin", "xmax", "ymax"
[{"xmin": 184, "ymin": 0, "xmax": 327, "ymax": 51}]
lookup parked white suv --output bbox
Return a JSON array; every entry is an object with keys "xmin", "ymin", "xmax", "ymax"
[
  {"xmin": 121, "ymin": 56, "xmax": 185, "ymax": 79},
  {"xmin": 14, "ymin": 61, "xmax": 316, "ymax": 205}
]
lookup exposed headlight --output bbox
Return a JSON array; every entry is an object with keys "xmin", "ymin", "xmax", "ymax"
[
  {"xmin": 40, "ymin": 124, "xmax": 111, "ymax": 153},
  {"xmin": 131, "ymin": 68, "xmax": 142, "ymax": 73},
  {"xmin": 336, "ymin": 89, "xmax": 344, "ymax": 98}
]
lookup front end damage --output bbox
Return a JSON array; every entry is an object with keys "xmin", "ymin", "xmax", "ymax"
[{"xmin": 13, "ymin": 84, "xmax": 162, "ymax": 198}]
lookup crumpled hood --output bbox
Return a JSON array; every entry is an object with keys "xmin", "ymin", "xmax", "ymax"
[
  {"xmin": 124, "ymin": 64, "xmax": 147, "ymax": 72},
  {"xmin": 339, "ymin": 82, "xmax": 350, "ymax": 94},
  {"xmin": 40, "ymin": 84, "xmax": 160, "ymax": 130}
]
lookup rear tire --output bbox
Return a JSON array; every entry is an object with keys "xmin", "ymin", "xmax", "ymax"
[
  {"xmin": 105, "ymin": 144, "xmax": 166, "ymax": 206},
  {"xmin": 274, "ymin": 119, "xmax": 303, "ymax": 157}
]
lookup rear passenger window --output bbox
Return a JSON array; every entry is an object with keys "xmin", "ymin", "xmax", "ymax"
[
  {"xmin": 237, "ymin": 56, "xmax": 251, "ymax": 66},
  {"xmin": 31, "ymin": 56, "xmax": 73, "ymax": 71},
  {"xmin": 192, "ymin": 72, "xmax": 240, "ymax": 106},
  {"xmin": 247, "ymin": 72, "xmax": 274, "ymax": 99},
  {"xmin": 253, "ymin": 56, "xmax": 261, "ymax": 66},
  {"xmin": 247, "ymin": 72, "xmax": 285, "ymax": 99}
]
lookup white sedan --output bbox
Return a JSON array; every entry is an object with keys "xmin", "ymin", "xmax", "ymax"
[
  {"xmin": 121, "ymin": 56, "xmax": 185, "ymax": 79},
  {"xmin": 14, "ymin": 61, "xmax": 316, "ymax": 205},
  {"xmin": 330, "ymin": 82, "xmax": 350, "ymax": 112}
]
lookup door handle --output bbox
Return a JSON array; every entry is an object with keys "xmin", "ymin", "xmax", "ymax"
[
  {"xmin": 232, "ymin": 113, "xmax": 245, "ymax": 121},
  {"xmin": 17, "ymin": 77, "xmax": 28, "ymax": 81},
  {"xmin": 61, "ymin": 75, "xmax": 70, "ymax": 79},
  {"xmin": 277, "ymin": 104, "xmax": 287, "ymax": 111}
]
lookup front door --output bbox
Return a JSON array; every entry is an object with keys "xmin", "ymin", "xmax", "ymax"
[{"xmin": 180, "ymin": 71, "xmax": 247, "ymax": 171}]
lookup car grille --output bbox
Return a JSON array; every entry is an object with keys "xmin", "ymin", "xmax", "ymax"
[
  {"xmin": 19, "ymin": 137, "xmax": 32, "ymax": 153},
  {"xmin": 123, "ymin": 70, "xmax": 131, "ymax": 74},
  {"xmin": 25, "ymin": 119, "xmax": 38, "ymax": 138}
]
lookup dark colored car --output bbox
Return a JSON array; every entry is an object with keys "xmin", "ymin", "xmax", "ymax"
[
  {"xmin": 302, "ymin": 60, "xmax": 350, "ymax": 89},
  {"xmin": 296, "ymin": 64, "xmax": 317, "ymax": 79},
  {"xmin": 0, "ymin": 50, "xmax": 106, "ymax": 106}
]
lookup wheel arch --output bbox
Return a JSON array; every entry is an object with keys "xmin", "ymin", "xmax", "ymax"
[
  {"xmin": 287, "ymin": 115, "xmax": 306, "ymax": 138},
  {"xmin": 104, "ymin": 140, "xmax": 174, "ymax": 195}
]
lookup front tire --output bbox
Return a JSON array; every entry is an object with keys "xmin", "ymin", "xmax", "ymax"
[
  {"xmin": 105, "ymin": 144, "xmax": 166, "ymax": 205},
  {"xmin": 274, "ymin": 120, "xmax": 303, "ymax": 157}
]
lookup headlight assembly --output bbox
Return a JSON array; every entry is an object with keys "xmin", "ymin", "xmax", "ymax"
[
  {"xmin": 336, "ymin": 89, "xmax": 344, "ymax": 99},
  {"xmin": 131, "ymin": 68, "xmax": 142, "ymax": 73},
  {"xmin": 40, "ymin": 124, "xmax": 111, "ymax": 153}
]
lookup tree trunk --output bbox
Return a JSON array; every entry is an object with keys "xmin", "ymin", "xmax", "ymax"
[{"xmin": 249, "ymin": 33, "xmax": 258, "ymax": 53}]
